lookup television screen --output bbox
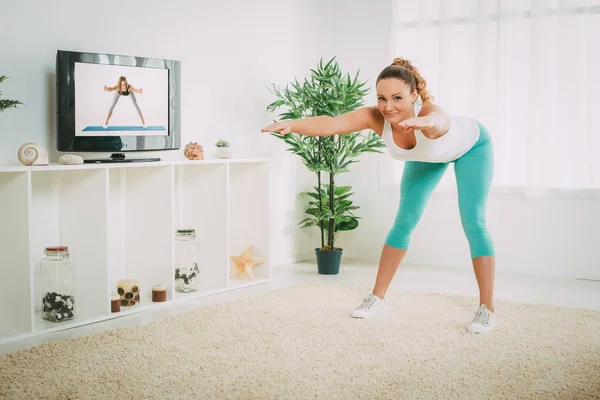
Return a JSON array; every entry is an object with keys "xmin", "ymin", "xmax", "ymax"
[
  {"xmin": 56, "ymin": 50, "xmax": 181, "ymax": 158},
  {"xmin": 74, "ymin": 62, "xmax": 169, "ymax": 136}
]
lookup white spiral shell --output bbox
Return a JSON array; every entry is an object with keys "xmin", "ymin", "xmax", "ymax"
[{"xmin": 17, "ymin": 142, "xmax": 49, "ymax": 166}]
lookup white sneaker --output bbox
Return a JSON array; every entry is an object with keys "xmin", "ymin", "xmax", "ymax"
[
  {"xmin": 351, "ymin": 293, "xmax": 386, "ymax": 318},
  {"xmin": 467, "ymin": 304, "xmax": 499, "ymax": 333}
]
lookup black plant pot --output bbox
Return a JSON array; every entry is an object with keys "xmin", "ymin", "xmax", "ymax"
[{"xmin": 315, "ymin": 248, "xmax": 343, "ymax": 275}]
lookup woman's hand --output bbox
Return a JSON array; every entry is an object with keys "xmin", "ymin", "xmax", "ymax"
[
  {"xmin": 104, "ymin": 85, "xmax": 108, "ymax": 91},
  {"xmin": 398, "ymin": 116, "xmax": 434, "ymax": 132},
  {"xmin": 261, "ymin": 121, "xmax": 292, "ymax": 135},
  {"xmin": 139, "ymin": 88, "xmax": 143, "ymax": 94}
]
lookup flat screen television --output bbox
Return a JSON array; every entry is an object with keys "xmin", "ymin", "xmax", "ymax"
[{"xmin": 56, "ymin": 50, "xmax": 181, "ymax": 163}]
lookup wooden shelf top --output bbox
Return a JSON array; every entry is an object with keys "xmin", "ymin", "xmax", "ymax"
[{"xmin": 0, "ymin": 158, "xmax": 270, "ymax": 173}]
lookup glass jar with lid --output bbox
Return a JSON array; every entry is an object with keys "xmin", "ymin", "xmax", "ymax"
[
  {"xmin": 41, "ymin": 246, "xmax": 75, "ymax": 322},
  {"xmin": 174, "ymin": 229, "xmax": 200, "ymax": 292}
]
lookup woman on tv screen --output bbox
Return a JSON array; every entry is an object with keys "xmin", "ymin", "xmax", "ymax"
[{"xmin": 103, "ymin": 76, "xmax": 146, "ymax": 128}]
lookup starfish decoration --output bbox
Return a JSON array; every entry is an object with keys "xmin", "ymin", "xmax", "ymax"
[{"xmin": 230, "ymin": 245, "xmax": 265, "ymax": 280}]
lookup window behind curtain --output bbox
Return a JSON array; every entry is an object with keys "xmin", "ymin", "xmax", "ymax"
[{"xmin": 382, "ymin": 0, "xmax": 600, "ymax": 195}]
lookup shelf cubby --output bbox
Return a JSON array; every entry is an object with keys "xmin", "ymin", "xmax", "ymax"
[
  {"xmin": 173, "ymin": 163, "xmax": 229, "ymax": 299},
  {"xmin": 121, "ymin": 166, "xmax": 173, "ymax": 305},
  {"xmin": 30, "ymin": 168, "xmax": 109, "ymax": 334},
  {"xmin": 0, "ymin": 172, "xmax": 31, "ymax": 341},
  {"xmin": 228, "ymin": 161, "xmax": 270, "ymax": 284}
]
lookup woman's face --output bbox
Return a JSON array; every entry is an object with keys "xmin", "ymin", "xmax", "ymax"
[
  {"xmin": 376, "ymin": 78, "xmax": 418, "ymax": 124},
  {"xmin": 120, "ymin": 80, "xmax": 127, "ymax": 91}
]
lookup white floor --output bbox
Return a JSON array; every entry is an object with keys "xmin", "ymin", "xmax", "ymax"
[{"xmin": 1, "ymin": 258, "xmax": 599, "ymax": 355}]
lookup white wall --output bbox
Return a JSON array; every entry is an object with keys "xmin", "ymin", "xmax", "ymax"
[{"xmin": 0, "ymin": 0, "xmax": 328, "ymax": 267}]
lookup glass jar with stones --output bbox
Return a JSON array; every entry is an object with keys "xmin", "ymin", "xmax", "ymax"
[
  {"xmin": 174, "ymin": 229, "xmax": 200, "ymax": 292},
  {"xmin": 41, "ymin": 246, "xmax": 75, "ymax": 322}
]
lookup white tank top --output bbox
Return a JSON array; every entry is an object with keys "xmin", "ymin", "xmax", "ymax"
[{"xmin": 381, "ymin": 113, "xmax": 481, "ymax": 163}]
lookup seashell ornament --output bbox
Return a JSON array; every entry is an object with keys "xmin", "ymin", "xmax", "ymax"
[
  {"xmin": 184, "ymin": 142, "xmax": 204, "ymax": 160},
  {"xmin": 17, "ymin": 142, "xmax": 49, "ymax": 166}
]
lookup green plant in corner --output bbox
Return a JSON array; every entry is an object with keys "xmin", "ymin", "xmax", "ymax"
[
  {"xmin": 0, "ymin": 76, "xmax": 24, "ymax": 111},
  {"xmin": 266, "ymin": 57, "xmax": 385, "ymax": 273},
  {"xmin": 215, "ymin": 139, "xmax": 230, "ymax": 147}
]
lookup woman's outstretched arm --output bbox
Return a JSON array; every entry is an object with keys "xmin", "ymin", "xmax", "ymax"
[
  {"xmin": 128, "ymin": 85, "xmax": 143, "ymax": 94},
  {"xmin": 262, "ymin": 106, "xmax": 381, "ymax": 136},
  {"xmin": 398, "ymin": 102, "xmax": 451, "ymax": 139}
]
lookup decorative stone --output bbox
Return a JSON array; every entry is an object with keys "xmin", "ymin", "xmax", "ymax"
[
  {"xmin": 59, "ymin": 154, "xmax": 84, "ymax": 165},
  {"xmin": 42, "ymin": 291, "xmax": 75, "ymax": 322},
  {"xmin": 175, "ymin": 264, "xmax": 199, "ymax": 292}
]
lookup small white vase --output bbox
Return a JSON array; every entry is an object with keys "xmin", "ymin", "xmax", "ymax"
[{"xmin": 215, "ymin": 147, "xmax": 231, "ymax": 159}]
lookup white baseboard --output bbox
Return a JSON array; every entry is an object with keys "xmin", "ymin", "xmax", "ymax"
[{"xmin": 271, "ymin": 255, "xmax": 315, "ymax": 267}]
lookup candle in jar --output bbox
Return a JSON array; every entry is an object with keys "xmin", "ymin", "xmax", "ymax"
[
  {"xmin": 152, "ymin": 285, "xmax": 167, "ymax": 302},
  {"xmin": 117, "ymin": 279, "xmax": 140, "ymax": 306},
  {"xmin": 110, "ymin": 295, "xmax": 121, "ymax": 312}
]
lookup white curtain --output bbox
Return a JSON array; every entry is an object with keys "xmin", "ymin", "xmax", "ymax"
[{"xmin": 382, "ymin": 0, "xmax": 600, "ymax": 196}]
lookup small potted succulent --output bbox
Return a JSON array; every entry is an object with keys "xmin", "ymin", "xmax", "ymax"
[{"xmin": 215, "ymin": 139, "xmax": 231, "ymax": 159}]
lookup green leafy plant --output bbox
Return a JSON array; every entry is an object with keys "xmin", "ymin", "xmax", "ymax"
[
  {"xmin": 0, "ymin": 76, "xmax": 24, "ymax": 111},
  {"xmin": 266, "ymin": 57, "xmax": 385, "ymax": 251},
  {"xmin": 215, "ymin": 139, "xmax": 230, "ymax": 147},
  {"xmin": 299, "ymin": 184, "xmax": 360, "ymax": 243}
]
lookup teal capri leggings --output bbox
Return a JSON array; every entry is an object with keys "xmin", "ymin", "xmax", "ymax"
[{"xmin": 385, "ymin": 121, "xmax": 494, "ymax": 258}]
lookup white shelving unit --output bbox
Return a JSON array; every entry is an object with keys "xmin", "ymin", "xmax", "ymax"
[{"xmin": 0, "ymin": 158, "xmax": 271, "ymax": 344}]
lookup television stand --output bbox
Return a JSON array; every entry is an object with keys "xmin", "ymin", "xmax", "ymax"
[
  {"xmin": 0, "ymin": 158, "xmax": 271, "ymax": 345},
  {"xmin": 83, "ymin": 153, "xmax": 161, "ymax": 164}
]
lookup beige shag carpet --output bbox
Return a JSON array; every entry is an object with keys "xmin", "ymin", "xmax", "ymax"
[{"xmin": 1, "ymin": 281, "xmax": 600, "ymax": 400}]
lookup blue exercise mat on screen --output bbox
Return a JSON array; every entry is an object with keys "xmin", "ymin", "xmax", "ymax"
[{"xmin": 82, "ymin": 126, "xmax": 167, "ymax": 132}]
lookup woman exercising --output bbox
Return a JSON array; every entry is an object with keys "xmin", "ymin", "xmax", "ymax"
[
  {"xmin": 103, "ymin": 76, "xmax": 146, "ymax": 128},
  {"xmin": 262, "ymin": 57, "xmax": 499, "ymax": 333}
]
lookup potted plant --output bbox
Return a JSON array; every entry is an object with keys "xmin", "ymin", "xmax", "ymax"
[
  {"xmin": 215, "ymin": 139, "xmax": 231, "ymax": 159},
  {"xmin": 0, "ymin": 76, "xmax": 24, "ymax": 111},
  {"xmin": 266, "ymin": 57, "xmax": 385, "ymax": 274}
]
